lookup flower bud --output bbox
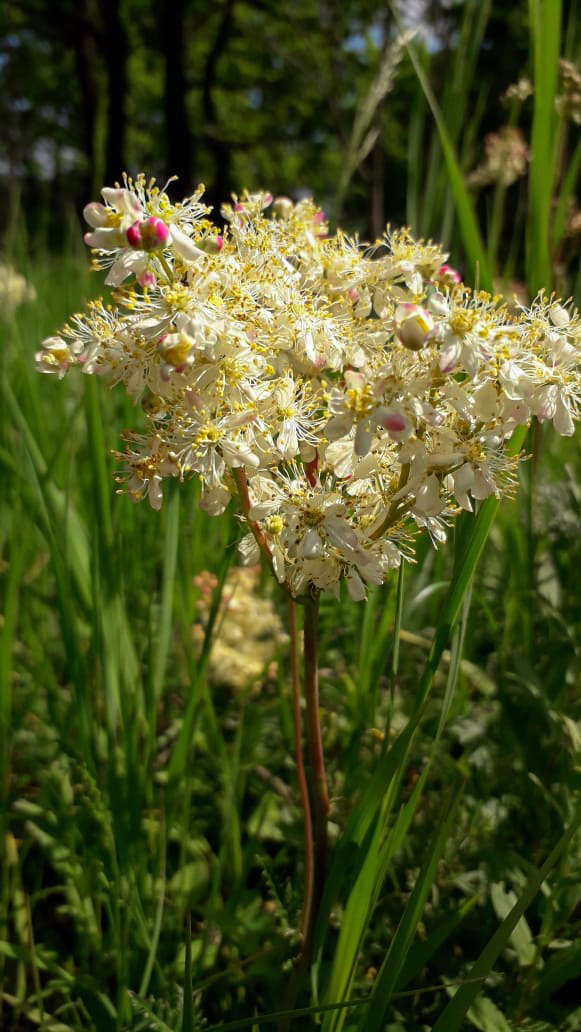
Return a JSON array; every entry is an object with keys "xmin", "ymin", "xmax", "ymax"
[
  {"xmin": 272, "ymin": 196, "xmax": 294, "ymax": 220},
  {"xmin": 138, "ymin": 269, "xmax": 157, "ymax": 288},
  {"xmin": 126, "ymin": 221, "xmax": 142, "ymax": 248},
  {"xmin": 158, "ymin": 330, "xmax": 194, "ymax": 370},
  {"xmin": 394, "ymin": 304, "xmax": 434, "ymax": 351},
  {"xmin": 436, "ymin": 263, "xmax": 461, "ymax": 285},
  {"xmin": 200, "ymin": 235, "xmax": 223, "ymax": 254},
  {"xmin": 141, "ymin": 216, "xmax": 169, "ymax": 250}
]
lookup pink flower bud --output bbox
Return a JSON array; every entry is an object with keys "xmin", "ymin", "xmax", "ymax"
[
  {"xmin": 436, "ymin": 263, "xmax": 461, "ymax": 285},
  {"xmin": 146, "ymin": 216, "xmax": 169, "ymax": 244},
  {"xmin": 138, "ymin": 270, "xmax": 157, "ymax": 288},
  {"xmin": 126, "ymin": 222, "xmax": 142, "ymax": 248},
  {"xmin": 312, "ymin": 211, "xmax": 325, "ymax": 224}
]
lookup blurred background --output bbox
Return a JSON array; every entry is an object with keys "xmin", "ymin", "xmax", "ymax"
[{"xmin": 0, "ymin": 0, "xmax": 577, "ymax": 285}]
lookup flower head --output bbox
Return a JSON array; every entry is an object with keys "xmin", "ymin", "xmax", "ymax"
[{"xmin": 37, "ymin": 176, "xmax": 581, "ymax": 599}]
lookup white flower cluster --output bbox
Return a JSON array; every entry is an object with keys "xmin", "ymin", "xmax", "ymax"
[
  {"xmin": 0, "ymin": 260, "xmax": 36, "ymax": 318},
  {"xmin": 193, "ymin": 568, "xmax": 287, "ymax": 690},
  {"xmin": 36, "ymin": 174, "xmax": 581, "ymax": 600}
]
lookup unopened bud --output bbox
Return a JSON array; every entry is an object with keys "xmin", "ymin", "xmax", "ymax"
[
  {"xmin": 141, "ymin": 216, "xmax": 169, "ymax": 250},
  {"xmin": 138, "ymin": 269, "xmax": 157, "ymax": 288},
  {"xmin": 436, "ymin": 264, "xmax": 461, "ymax": 285},
  {"xmin": 395, "ymin": 304, "xmax": 434, "ymax": 351},
  {"xmin": 272, "ymin": 196, "xmax": 294, "ymax": 220},
  {"xmin": 127, "ymin": 217, "xmax": 169, "ymax": 251},
  {"xmin": 158, "ymin": 330, "xmax": 194, "ymax": 369},
  {"xmin": 200, "ymin": 235, "xmax": 223, "ymax": 255},
  {"xmin": 126, "ymin": 222, "xmax": 142, "ymax": 248}
]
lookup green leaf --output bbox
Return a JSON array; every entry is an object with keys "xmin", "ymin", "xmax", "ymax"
[
  {"xmin": 490, "ymin": 882, "xmax": 536, "ymax": 966},
  {"xmin": 153, "ymin": 482, "xmax": 180, "ymax": 700},
  {"xmin": 355, "ymin": 777, "xmax": 464, "ymax": 1030},
  {"xmin": 466, "ymin": 994, "xmax": 512, "ymax": 1032},
  {"xmin": 430, "ymin": 808, "xmax": 581, "ymax": 1032},
  {"xmin": 535, "ymin": 938, "xmax": 581, "ymax": 997}
]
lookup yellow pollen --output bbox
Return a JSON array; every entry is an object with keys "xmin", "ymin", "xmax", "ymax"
[
  {"xmin": 449, "ymin": 311, "xmax": 476, "ymax": 336},
  {"xmin": 265, "ymin": 515, "xmax": 284, "ymax": 535},
  {"xmin": 346, "ymin": 385, "xmax": 374, "ymax": 417}
]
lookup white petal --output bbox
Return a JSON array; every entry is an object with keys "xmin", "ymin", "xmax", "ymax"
[
  {"xmin": 148, "ymin": 476, "xmax": 163, "ymax": 510},
  {"xmin": 101, "ymin": 187, "xmax": 141, "ymax": 215},
  {"xmin": 346, "ymin": 569, "xmax": 366, "ymax": 601},
  {"xmin": 104, "ymin": 252, "xmax": 146, "ymax": 286},
  {"xmin": 303, "ymin": 528, "xmax": 323, "ymax": 559},
  {"xmin": 553, "ymin": 394, "xmax": 575, "ymax": 436},
  {"xmin": 170, "ymin": 225, "xmax": 205, "ymax": 262},
  {"xmin": 83, "ymin": 202, "xmax": 108, "ymax": 228},
  {"xmin": 238, "ymin": 533, "xmax": 261, "ymax": 565}
]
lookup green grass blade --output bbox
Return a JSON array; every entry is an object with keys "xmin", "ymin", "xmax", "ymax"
[
  {"xmin": 526, "ymin": 0, "xmax": 562, "ymax": 293},
  {"xmin": 430, "ymin": 807, "xmax": 581, "ymax": 1032},
  {"xmin": 396, "ymin": 895, "xmax": 480, "ymax": 992},
  {"xmin": 400, "ymin": 33, "xmax": 491, "ymax": 288},
  {"xmin": 182, "ymin": 913, "xmax": 194, "ymax": 1032},
  {"xmin": 0, "ymin": 490, "xmax": 25, "ymax": 824},
  {"xmin": 312, "ymin": 712, "xmax": 421, "ymax": 984},
  {"xmin": 552, "ymin": 137, "xmax": 581, "ymax": 249},
  {"xmin": 322, "ymin": 766, "xmax": 430, "ymax": 1032},
  {"xmin": 165, "ymin": 535, "xmax": 236, "ymax": 815},
  {"xmin": 415, "ymin": 426, "xmax": 527, "ymax": 711},
  {"xmin": 153, "ymin": 483, "xmax": 180, "ymax": 700},
  {"xmin": 355, "ymin": 777, "xmax": 464, "ymax": 1030}
]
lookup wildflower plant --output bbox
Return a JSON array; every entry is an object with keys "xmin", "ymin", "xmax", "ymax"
[{"xmin": 36, "ymin": 174, "xmax": 581, "ymax": 979}]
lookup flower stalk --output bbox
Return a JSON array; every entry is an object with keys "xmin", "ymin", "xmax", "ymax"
[
  {"xmin": 302, "ymin": 591, "xmax": 329, "ymax": 953},
  {"xmin": 287, "ymin": 599, "xmax": 315, "ymax": 946}
]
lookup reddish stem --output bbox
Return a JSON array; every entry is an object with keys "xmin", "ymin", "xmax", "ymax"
[
  {"xmin": 288, "ymin": 599, "xmax": 315, "ymax": 945},
  {"xmin": 302, "ymin": 592, "xmax": 329, "ymax": 952},
  {"xmin": 232, "ymin": 466, "xmax": 275, "ymax": 577}
]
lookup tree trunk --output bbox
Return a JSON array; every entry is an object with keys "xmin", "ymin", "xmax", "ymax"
[
  {"xmin": 161, "ymin": 0, "xmax": 193, "ymax": 191},
  {"xmin": 100, "ymin": 0, "xmax": 129, "ymax": 185},
  {"xmin": 202, "ymin": 0, "xmax": 235, "ymax": 214},
  {"xmin": 74, "ymin": 0, "xmax": 104, "ymax": 198}
]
